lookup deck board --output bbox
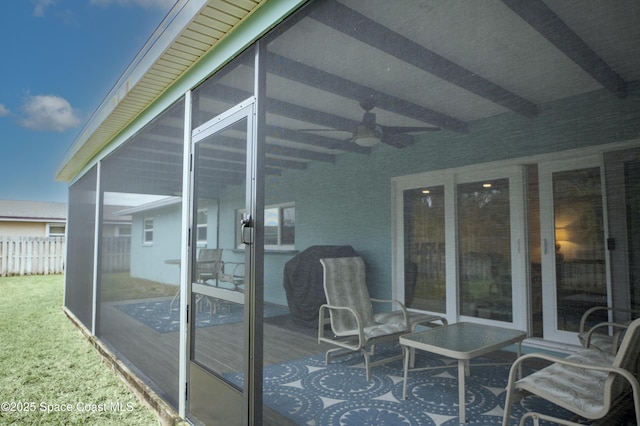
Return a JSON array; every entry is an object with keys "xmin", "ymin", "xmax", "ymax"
[{"xmin": 98, "ymin": 298, "xmax": 331, "ymax": 419}]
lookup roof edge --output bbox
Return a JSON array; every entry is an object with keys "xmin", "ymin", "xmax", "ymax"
[
  {"xmin": 55, "ymin": 0, "xmax": 308, "ymax": 184},
  {"xmin": 55, "ymin": 0, "xmax": 208, "ymax": 182}
]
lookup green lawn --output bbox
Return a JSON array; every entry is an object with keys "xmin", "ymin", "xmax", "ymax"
[{"xmin": 0, "ymin": 275, "xmax": 159, "ymax": 425}]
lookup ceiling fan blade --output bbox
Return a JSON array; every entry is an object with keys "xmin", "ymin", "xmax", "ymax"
[
  {"xmin": 297, "ymin": 128, "xmax": 347, "ymax": 133},
  {"xmin": 383, "ymin": 125, "xmax": 441, "ymax": 134},
  {"xmin": 382, "ymin": 132, "xmax": 414, "ymax": 148}
]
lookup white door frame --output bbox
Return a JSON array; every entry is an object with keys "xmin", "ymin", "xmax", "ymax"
[
  {"xmin": 392, "ymin": 164, "xmax": 529, "ymax": 330},
  {"xmin": 538, "ymin": 155, "xmax": 610, "ymax": 345}
]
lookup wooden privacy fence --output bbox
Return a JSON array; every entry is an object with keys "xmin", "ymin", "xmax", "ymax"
[
  {"xmin": 101, "ymin": 236, "xmax": 131, "ymax": 273},
  {"xmin": 0, "ymin": 236, "xmax": 65, "ymax": 276}
]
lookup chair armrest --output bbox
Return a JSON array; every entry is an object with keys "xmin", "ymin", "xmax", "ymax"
[
  {"xmin": 219, "ymin": 262, "xmax": 244, "ymax": 289},
  {"xmin": 584, "ymin": 321, "xmax": 630, "ymax": 348},
  {"xmin": 370, "ymin": 298, "xmax": 408, "ymax": 327},
  {"xmin": 580, "ymin": 306, "xmax": 640, "ymax": 333},
  {"xmin": 579, "ymin": 306, "xmax": 610, "ymax": 333},
  {"xmin": 223, "ymin": 261, "xmax": 244, "ymax": 276},
  {"xmin": 370, "ymin": 298, "xmax": 405, "ymax": 307},
  {"xmin": 318, "ymin": 304, "xmax": 366, "ymax": 346}
]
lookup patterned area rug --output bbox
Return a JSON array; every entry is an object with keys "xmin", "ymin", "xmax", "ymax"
[
  {"xmin": 227, "ymin": 343, "xmax": 577, "ymax": 425},
  {"xmin": 115, "ymin": 299, "xmax": 290, "ymax": 333}
]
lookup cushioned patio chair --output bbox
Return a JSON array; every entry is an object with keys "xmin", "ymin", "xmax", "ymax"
[
  {"xmin": 502, "ymin": 317, "xmax": 640, "ymax": 426},
  {"xmin": 318, "ymin": 256, "xmax": 446, "ymax": 380},
  {"xmin": 196, "ymin": 248, "xmax": 223, "ymax": 284},
  {"xmin": 578, "ymin": 306, "xmax": 640, "ymax": 355}
]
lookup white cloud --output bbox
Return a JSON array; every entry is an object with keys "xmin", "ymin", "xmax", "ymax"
[
  {"xmin": 20, "ymin": 95, "xmax": 81, "ymax": 132},
  {"xmin": 0, "ymin": 104, "xmax": 9, "ymax": 116},
  {"xmin": 33, "ymin": 0, "xmax": 55, "ymax": 17},
  {"xmin": 89, "ymin": 0, "xmax": 176, "ymax": 9}
]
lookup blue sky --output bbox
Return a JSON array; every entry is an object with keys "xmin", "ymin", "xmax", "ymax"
[{"xmin": 0, "ymin": 0, "xmax": 176, "ymax": 203}]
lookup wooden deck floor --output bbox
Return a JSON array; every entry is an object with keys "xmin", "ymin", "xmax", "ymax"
[{"xmin": 98, "ymin": 297, "xmax": 331, "ymax": 422}]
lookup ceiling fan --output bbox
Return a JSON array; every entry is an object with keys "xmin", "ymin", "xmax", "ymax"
[{"xmin": 300, "ymin": 98, "xmax": 440, "ymax": 148}]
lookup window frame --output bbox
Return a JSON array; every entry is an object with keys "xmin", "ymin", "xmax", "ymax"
[
  {"xmin": 143, "ymin": 217, "xmax": 154, "ymax": 245},
  {"xmin": 46, "ymin": 223, "xmax": 66, "ymax": 237},
  {"xmin": 238, "ymin": 202, "xmax": 295, "ymax": 250},
  {"xmin": 115, "ymin": 225, "xmax": 131, "ymax": 237},
  {"xmin": 392, "ymin": 163, "xmax": 528, "ymax": 328}
]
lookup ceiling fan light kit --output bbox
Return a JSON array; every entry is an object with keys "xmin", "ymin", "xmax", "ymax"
[
  {"xmin": 353, "ymin": 122, "xmax": 383, "ymax": 146},
  {"xmin": 354, "ymin": 136, "xmax": 381, "ymax": 147}
]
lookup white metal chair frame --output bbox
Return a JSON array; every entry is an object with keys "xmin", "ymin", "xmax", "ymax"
[
  {"xmin": 318, "ymin": 257, "xmax": 410, "ymax": 381},
  {"xmin": 169, "ymin": 248, "xmax": 244, "ymax": 313},
  {"xmin": 502, "ymin": 318, "xmax": 640, "ymax": 426},
  {"xmin": 578, "ymin": 306, "xmax": 640, "ymax": 354}
]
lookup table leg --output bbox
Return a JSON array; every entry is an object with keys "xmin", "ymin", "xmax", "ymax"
[
  {"xmin": 458, "ymin": 359, "xmax": 466, "ymax": 423},
  {"xmin": 402, "ymin": 345, "xmax": 410, "ymax": 400},
  {"xmin": 170, "ymin": 289, "xmax": 180, "ymax": 313},
  {"xmin": 516, "ymin": 341, "xmax": 522, "ymax": 379}
]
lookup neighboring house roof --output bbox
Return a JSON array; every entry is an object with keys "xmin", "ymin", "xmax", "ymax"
[
  {"xmin": 56, "ymin": 0, "xmax": 269, "ymax": 182},
  {"xmin": 102, "ymin": 204, "xmax": 133, "ymax": 225},
  {"xmin": 115, "ymin": 196, "xmax": 182, "ymax": 216},
  {"xmin": 0, "ymin": 200, "xmax": 67, "ymax": 222}
]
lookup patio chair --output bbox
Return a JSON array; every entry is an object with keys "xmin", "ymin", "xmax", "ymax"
[
  {"xmin": 196, "ymin": 248, "xmax": 223, "ymax": 284},
  {"xmin": 171, "ymin": 249, "xmax": 225, "ymax": 313},
  {"xmin": 194, "ymin": 249, "xmax": 224, "ymax": 313},
  {"xmin": 502, "ymin": 318, "xmax": 640, "ymax": 426},
  {"xmin": 218, "ymin": 261, "xmax": 244, "ymax": 292},
  {"xmin": 318, "ymin": 256, "xmax": 410, "ymax": 380},
  {"xmin": 578, "ymin": 306, "xmax": 640, "ymax": 355}
]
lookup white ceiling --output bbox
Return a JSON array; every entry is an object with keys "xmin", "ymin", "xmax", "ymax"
[
  {"xmin": 59, "ymin": 0, "xmax": 640, "ymax": 192},
  {"xmin": 266, "ymin": 0, "xmax": 639, "ymax": 128}
]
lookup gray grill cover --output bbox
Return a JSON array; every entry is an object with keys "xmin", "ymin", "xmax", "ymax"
[{"xmin": 283, "ymin": 245, "xmax": 358, "ymax": 327}]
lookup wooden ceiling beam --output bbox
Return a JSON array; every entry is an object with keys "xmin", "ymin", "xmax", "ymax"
[
  {"xmin": 212, "ymin": 84, "xmax": 360, "ymax": 132},
  {"xmin": 501, "ymin": 0, "xmax": 627, "ymax": 98},
  {"xmin": 268, "ymin": 53, "xmax": 469, "ymax": 133},
  {"xmin": 311, "ymin": 0, "xmax": 538, "ymax": 119}
]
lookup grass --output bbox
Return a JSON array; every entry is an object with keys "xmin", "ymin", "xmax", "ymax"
[
  {"xmin": 0, "ymin": 275, "xmax": 159, "ymax": 425},
  {"xmin": 100, "ymin": 272, "xmax": 176, "ymax": 301}
]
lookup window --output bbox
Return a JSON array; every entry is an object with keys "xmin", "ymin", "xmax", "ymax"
[
  {"xmin": 240, "ymin": 204, "xmax": 295, "ymax": 249},
  {"xmin": 47, "ymin": 224, "xmax": 66, "ymax": 237},
  {"xmin": 196, "ymin": 209, "xmax": 208, "ymax": 245},
  {"xmin": 143, "ymin": 218, "xmax": 154, "ymax": 245},
  {"xmin": 265, "ymin": 204, "xmax": 295, "ymax": 248},
  {"xmin": 281, "ymin": 206, "xmax": 295, "ymax": 246},
  {"xmin": 115, "ymin": 225, "xmax": 131, "ymax": 237}
]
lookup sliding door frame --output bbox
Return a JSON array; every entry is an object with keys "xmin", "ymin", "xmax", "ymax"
[{"xmin": 392, "ymin": 163, "xmax": 529, "ymax": 330}]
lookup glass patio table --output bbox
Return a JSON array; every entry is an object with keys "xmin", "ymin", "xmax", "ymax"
[{"xmin": 400, "ymin": 322, "xmax": 526, "ymax": 423}]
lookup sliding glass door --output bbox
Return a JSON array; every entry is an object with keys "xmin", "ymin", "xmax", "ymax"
[
  {"xmin": 395, "ymin": 165, "xmax": 528, "ymax": 329},
  {"xmin": 605, "ymin": 148, "xmax": 640, "ymax": 317},
  {"xmin": 457, "ymin": 177, "xmax": 514, "ymax": 322},
  {"xmin": 539, "ymin": 157, "xmax": 608, "ymax": 344},
  {"xmin": 403, "ymin": 185, "xmax": 447, "ymax": 313}
]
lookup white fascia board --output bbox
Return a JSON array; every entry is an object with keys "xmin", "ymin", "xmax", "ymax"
[{"xmin": 56, "ymin": 0, "xmax": 208, "ymax": 181}]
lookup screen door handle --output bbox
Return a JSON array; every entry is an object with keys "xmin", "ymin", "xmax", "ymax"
[{"xmin": 241, "ymin": 214, "xmax": 253, "ymax": 245}]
